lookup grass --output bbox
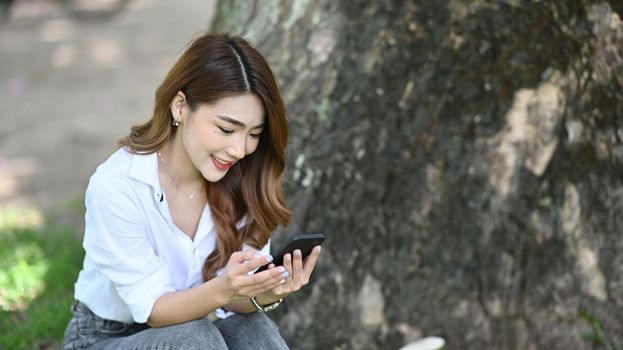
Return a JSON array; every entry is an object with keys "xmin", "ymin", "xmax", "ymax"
[
  {"xmin": 1, "ymin": 202, "xmax": 619, "ymax": 350},
  {"xmin": 0, "ymin": 206, "xmax": 84, "ymax": 350},
  {"xmin": 579, "ymin": 308, "xmax": 623, "ymax": 350}
]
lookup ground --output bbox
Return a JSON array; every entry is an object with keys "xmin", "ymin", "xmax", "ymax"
[{"xmin": 0, "ymin": 0, "xmax": 217, "ymax": 226}]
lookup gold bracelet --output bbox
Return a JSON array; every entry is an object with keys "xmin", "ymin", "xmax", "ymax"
[{"xmin": 250, "ymin": 296, "xmax": 283, "ymax": 312}]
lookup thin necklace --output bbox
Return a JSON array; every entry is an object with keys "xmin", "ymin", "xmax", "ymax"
[{"xmin": 157, "ymin": 151, "xmax": 199, "ymax": 200}]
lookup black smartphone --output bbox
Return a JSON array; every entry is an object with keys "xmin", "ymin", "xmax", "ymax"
[{"xmin": 254, "ymin": 233, "xmax": 325, "ymax": 274}]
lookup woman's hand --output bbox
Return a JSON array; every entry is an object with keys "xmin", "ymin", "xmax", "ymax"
[
  {"xmin": 257, "ymin": 245, "xmax": 322, "ymax": 303},
  {"xmin": 216, "ymin": 250, "xmax": 289, "ymax": 304}
]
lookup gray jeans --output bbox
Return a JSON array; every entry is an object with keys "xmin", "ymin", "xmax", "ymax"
[{"xmin": 62, "ymin": 301, "xmax": 289, "ymax": 350}]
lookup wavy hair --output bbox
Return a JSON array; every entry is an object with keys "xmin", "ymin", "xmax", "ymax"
[{"xmin": 119, "ymin": 32, "xmax": 291, "ymax": 281}]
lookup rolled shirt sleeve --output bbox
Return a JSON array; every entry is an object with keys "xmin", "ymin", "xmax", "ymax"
[{"xmin": 83, "ymin": 179, "xmax": 174, "ymax": 323}]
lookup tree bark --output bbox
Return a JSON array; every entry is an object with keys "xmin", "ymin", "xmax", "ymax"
[{"xmin": 213, "ymin": 1, "xmax": 623, "ymax": 349}]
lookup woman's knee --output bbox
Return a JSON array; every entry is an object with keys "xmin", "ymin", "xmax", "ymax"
[
  {"xmin": 114, "ymin": 318, "xmax": 227, "ymax": 350},
  {"xmin": 165, "ymin": 319, "xmax": 227, "ymax": 348},
  {"xmin": 244, "ymin": 312, "xmax": 281, "ymax": 332},
  {"xmin": 216, "ymin": 312, "xmax": 288, "ymax": 349}
]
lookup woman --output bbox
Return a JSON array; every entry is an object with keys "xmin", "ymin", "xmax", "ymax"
[{"xmin": 62, "ymin": 32, "xmax": 321, "ymax": 349}]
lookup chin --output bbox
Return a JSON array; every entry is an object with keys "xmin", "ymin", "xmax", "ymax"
[{"xmin": 203, "ymin": 171, "xmax": 227, "ymax": 183}]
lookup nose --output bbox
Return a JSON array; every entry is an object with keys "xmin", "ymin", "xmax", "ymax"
[{"xmin": 226, "ymin": 136, "xmax": 246, "ymax": 160}]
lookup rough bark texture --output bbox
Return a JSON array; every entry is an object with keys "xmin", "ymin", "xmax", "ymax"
[{"xmin": 213, "ymin": 1, "xmax": 623, "ymax": 349}]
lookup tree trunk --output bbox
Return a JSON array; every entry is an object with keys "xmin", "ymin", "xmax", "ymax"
[{"xmin": 212, "ymin": 1, "xmax": 623, "ymax": 349}]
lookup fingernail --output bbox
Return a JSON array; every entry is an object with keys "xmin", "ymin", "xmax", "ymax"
[
  {"xmin": 317, "ymin": 246, "xmax": 322, "ymax": 253},
  {"xmin": 284, "ymin": 253, "xmax": 291, "ymax": 260},
  {"xmin": 266, "ymin": 255, "xmax": 273, "ymax": 262},
  {"xmin": 254, "ymin": 253, "xmax": 262, "ymax": 259},
  {"xmin": 280, "ymin": 279, "xmax": 286, "ymax": 284},
  {"xmin": 278, "ymin": 266, "xmax": 286, "ymax": 273},
  {"xmin": 282, "ymin": 271, "xmax": 290, "ymax": 278},
  {"xmin": 294, "ymin": 249, "xmax": 302, "ymax": 257}
]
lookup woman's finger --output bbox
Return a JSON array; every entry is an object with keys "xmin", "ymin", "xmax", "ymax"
[
  {"xmin": 231, "ymin": 266, "xmax": 283, "ymax": 297},
  {"xmin": 302, "ymin": 246, "xmax": 322, "ymax": 281},
  {"xmin": 249, "ymin": 269, "xmax": 289, "ymax": 296},
  {"xmin": 244, "ymin": 265, "xmax": 285, "ymax": 288},
  {"xmin": 292, "ymin": 249, "xmax": 304, "ymax": 286},
  {"xmin": 233, "ymin": 253, "xmax": 273, "ymax": 276},
  {"xmin": 267, "ymin": 271, "xmax": 288, "ymax": 294},
  {"xmin": 229, "ymin": 250, "xmax": 256, "ymax": 265},
  {"xmin": 258, "ymin": 266, "xmax": 288, "ymax": 289},
  {"xmin": 282, "ymin": 253, "xmax": 293, "ymax": 282}
]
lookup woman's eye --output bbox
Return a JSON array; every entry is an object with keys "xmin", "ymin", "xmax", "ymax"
[
  {"xmin": 249, "ymin": 133, "xmax": 261, "ymax": 139},
  {"xmin": 218, "ymin": 126, "xmax": 234, "ymax": 135}
]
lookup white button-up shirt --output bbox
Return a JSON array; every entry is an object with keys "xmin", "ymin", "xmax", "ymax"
[{"xmin": 74, "ymin": 148, "xmax": 269, "ymax": 324}]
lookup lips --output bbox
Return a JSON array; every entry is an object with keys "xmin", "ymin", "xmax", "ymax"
[{"xmin": 211, "ymin": 156, "xmax": 233, "ymax": 171}]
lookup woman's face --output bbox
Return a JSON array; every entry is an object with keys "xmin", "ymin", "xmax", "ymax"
[{"xmin": 180, "ymin": 93, "xmax": 265, "ymax": 182}]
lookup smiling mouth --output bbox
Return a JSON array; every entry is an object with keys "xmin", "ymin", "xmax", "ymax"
[{"xmin": 211, "ymin": 156, "xmax": 234, "ymax": 170}]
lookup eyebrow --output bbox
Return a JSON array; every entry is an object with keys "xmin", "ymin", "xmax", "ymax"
[{"xmin": 216, "ymin": 115, "xmax": 264, "ymax": 129}]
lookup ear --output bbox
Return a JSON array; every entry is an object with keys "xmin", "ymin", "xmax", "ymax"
[{"xmin": 170, "ymin": 91, "xmax": 187, "ymax": 123}]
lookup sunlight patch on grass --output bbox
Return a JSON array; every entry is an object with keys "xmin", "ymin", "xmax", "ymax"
[
  {"xmin": 0, "ymin": 205, "xmax": 44, "ymax": 231},
  {"xmin": 0, "ymin": 239, "xmax": 49, "ymax": 311},
  {"xmin": 0, "ymin": 206, "xmax": 49, "ymax": 311},
  {"xmin": 0, "ymin": 206, "xmax": 49, "ymax": 312},
  {"xmin": 0, "ymin": 213, "xmax": 84, "ymax": 349}
]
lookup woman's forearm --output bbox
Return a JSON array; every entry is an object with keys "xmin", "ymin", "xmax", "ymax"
[
  {"xmin": 147, "ymin": 277, "xmax": 229, "ymax": 327},
  {"xmin": 148, "ymin": 253, "xmax": 287, "ymax": 325},
  {"xmin": 222, "ymin": 298, "xmax": 256, "ymax": 314},
  {"xmin": 222, "ymin": 291, "xmax": 284, "ymax": 314}
]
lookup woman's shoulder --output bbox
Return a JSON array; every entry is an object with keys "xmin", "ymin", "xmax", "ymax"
[
  {"xmin": 88, "ymin": 147, "xmax": 157, "ymax": 192},
  {"xmin": 90, "ymin": 147, "xmax": 134, "ymax": 181},
  {"xmin": 83, "ymin": 148, "xmax": 159, "ymax": 216},
  {"xmin": 86, "ymin": 147, "xmax": 158, "ymax": 203}
]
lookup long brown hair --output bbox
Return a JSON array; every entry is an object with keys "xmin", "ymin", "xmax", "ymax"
[{"xmin": 119, "ymin": 32, "xmax": 291, "ymax": 281}]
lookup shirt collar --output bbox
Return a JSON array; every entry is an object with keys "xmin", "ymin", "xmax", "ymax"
[
  {"xmin": 128, "ymin": 151, "xmax": 160, "ymax": 190},
  {"xmin": 126, "ymin": 149, "xmax": 216, "ymax": 242}
]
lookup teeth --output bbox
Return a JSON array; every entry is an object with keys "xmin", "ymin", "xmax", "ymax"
[{"xmin": 213, "ymin": 156, "xmax": 231, "ymax": 165}]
